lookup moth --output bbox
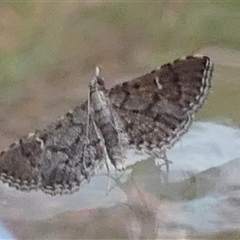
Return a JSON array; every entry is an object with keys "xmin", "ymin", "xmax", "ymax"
[{"xmin": 0, "ymin": 55, "xmax": 213, "ymax": 195}]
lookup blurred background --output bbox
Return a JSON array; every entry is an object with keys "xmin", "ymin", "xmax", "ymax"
[{"xmin": 1, "ymin": 1, "xmax": 240, "ymax": 239}]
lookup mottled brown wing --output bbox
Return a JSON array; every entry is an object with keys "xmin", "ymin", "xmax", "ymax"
[
  {"xmin": 0, "ymin": 137, "xmax": 43, "ymax": 191},
  {"xmin": 0, "ymin": 102, "xmax": 106, "ymax": 195},
  {"xmin": 109, "ymin": 55, "xmax": 213, "ymax": 154}
]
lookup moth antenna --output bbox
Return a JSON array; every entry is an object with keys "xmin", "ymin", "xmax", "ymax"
[{"xmin": 94, "ymin": 66, "xmax": 100, "ymax": 78}]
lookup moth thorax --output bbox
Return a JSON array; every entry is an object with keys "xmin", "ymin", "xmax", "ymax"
[{"xmin": 90, "ymin": 90, "xmax": 108, "ymax": 112}]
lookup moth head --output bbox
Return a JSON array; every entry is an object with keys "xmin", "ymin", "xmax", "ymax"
[
  {"xmin": 89, "ymin": 67, "xmax": 108, "ymax": 111},
  {"xmin": 89, "ymin": 66, "xmax": 106, "ymax": 93}
]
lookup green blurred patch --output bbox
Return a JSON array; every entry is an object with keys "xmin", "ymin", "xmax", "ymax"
[{"xmin": 0, "ymin": 1, "xmax": 240, "ymax": 109}]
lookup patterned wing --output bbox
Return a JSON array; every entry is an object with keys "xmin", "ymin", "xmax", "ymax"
[
  {"xmin": 0, "ymin": 102, "xmax": 106, "ymax": 195},
  {"xmin": 109, "ymin": 55, "xmax": 213, "ymax": 154}
]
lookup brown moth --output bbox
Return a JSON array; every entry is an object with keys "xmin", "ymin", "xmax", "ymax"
[{"xmin": 0, "ymin": 55, "xmax": 213, "ymax": 195}]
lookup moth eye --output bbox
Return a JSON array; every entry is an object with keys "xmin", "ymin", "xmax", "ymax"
[{"xmin": 97, "ymin": 77, "xmax": 105, "ymax": 86}]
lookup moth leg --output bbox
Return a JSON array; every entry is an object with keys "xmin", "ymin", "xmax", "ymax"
[
  {"xmin": 91, "ymin": 119, "xmax": 112, "ymax": 189},
  {"xmin": 82, "ymin": 139, "xmax": 90, "ymax": 180},
  {"xmin": 162, "ymin": 151, "xmax": 172, "ymax": 174},
  {"xmin": 155, "ymin": 151, "xmax": 172, "ymax": 182},
  {"xmin": 81, "ymin": 91, "xmax": 92, "ymax": 178}
]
